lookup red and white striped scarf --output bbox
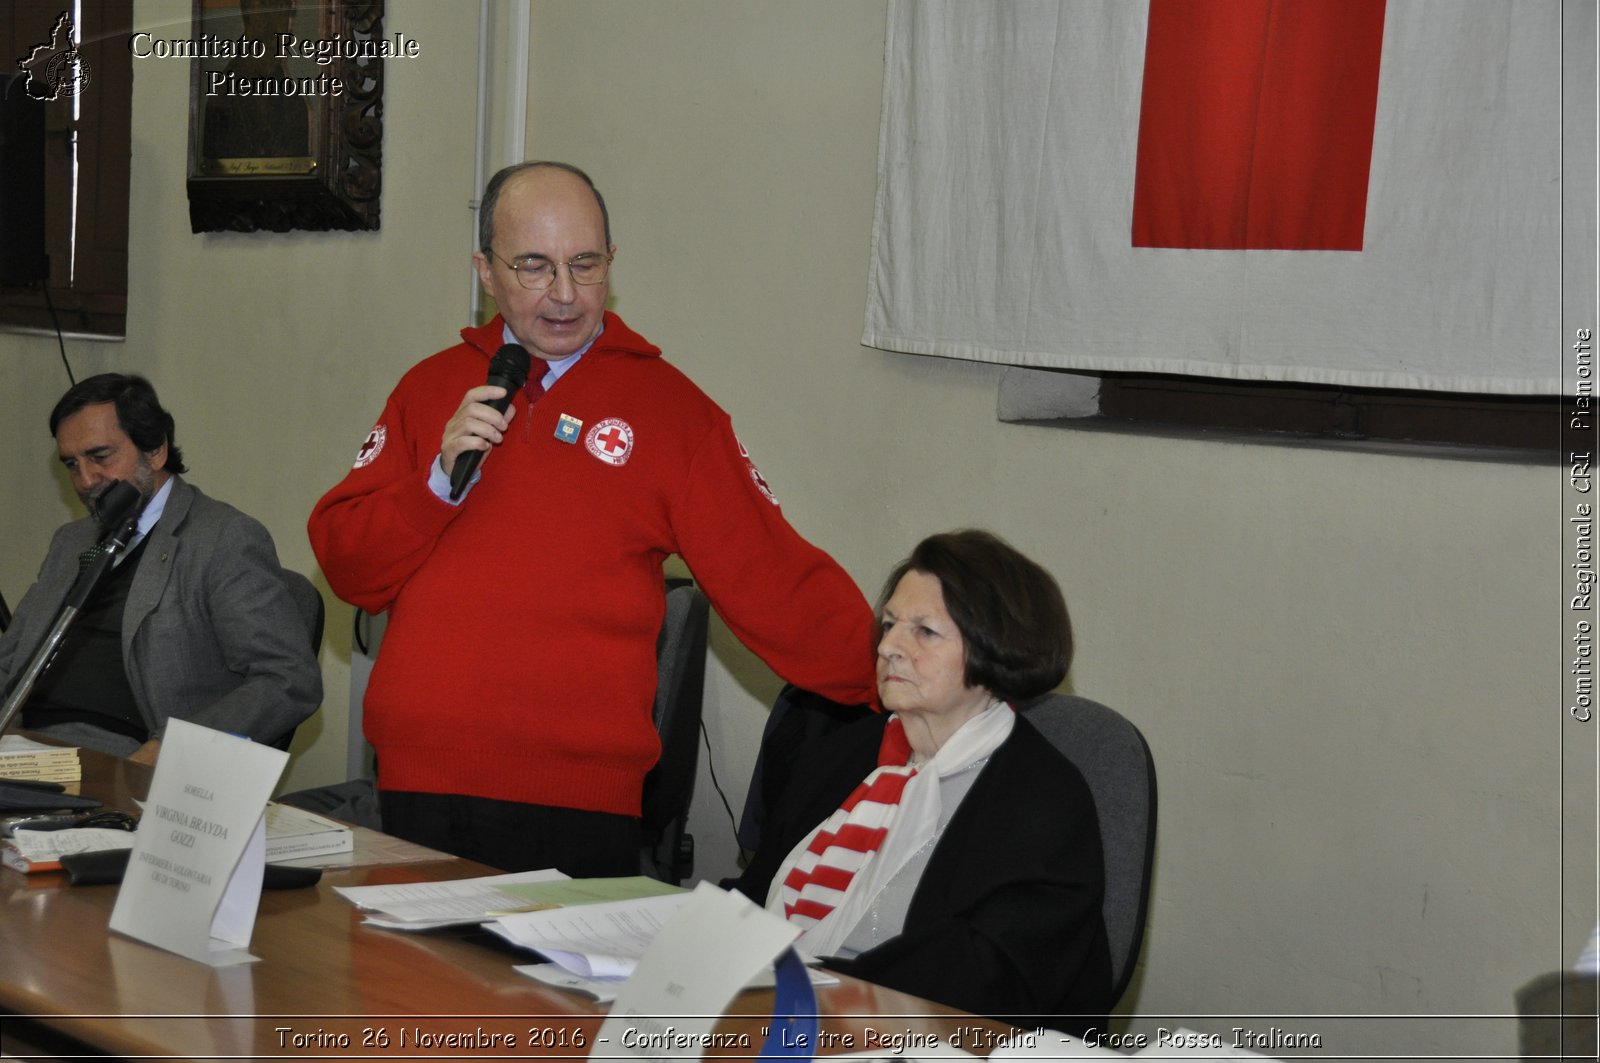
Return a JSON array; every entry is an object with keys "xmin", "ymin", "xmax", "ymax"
[
  {"xmin": 776, "ymin": 716, "xmax": 917, "ymax": 929},
  {"xmin": 768, "ymin": 702, "xmax": 1015, "ymax": 956}
]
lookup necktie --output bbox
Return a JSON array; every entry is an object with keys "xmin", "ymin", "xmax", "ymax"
[{"xmin": 521, "ymin": 365, "xmax": 547, "ymax": 442}]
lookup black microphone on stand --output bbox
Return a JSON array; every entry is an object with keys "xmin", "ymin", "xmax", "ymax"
[
  {"xmin": 91, "ymin": 479, "xmax": 141, "ymax": 534},
  {"xmin": 0, "ymin": 480, "xmax": 145, "ymax": 733},
  {"xmin": 86, "ymin": 479, "xmax": 141, "ymax": 547},
  {"xmin": 72, "ymin": 481, "xmax": 141, "ymax": 584},
  {"xmin": 448, "ymin": 343, "xmax": 532, "ymax": 501}
]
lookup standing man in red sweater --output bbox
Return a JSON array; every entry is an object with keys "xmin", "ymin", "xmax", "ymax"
[{"xmin": 308, "ymin": 162, "xmax": 875, "ymax": 876}]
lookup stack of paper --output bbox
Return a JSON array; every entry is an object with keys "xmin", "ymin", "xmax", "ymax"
[
  {"xmin": 0, "ymin": 735, "xmax": 81, "ymax": 783},
  {"xmin": 264, "ymin": 802, "xmax": 354, "ymax": 862},
  {"xmin": 1, "ymin": 826, "xmax": 135, "ymax": 873},
  {"xmin": 488, "ymin": 890, "xmax": 694, "ymax": 978},
  {"xmin": 335, "ymin": 868, "xmax": 576, "ymax": 930},
  {"xmin": 488, "ymin": 885, "xmax": 842, "ymax": 1002}
]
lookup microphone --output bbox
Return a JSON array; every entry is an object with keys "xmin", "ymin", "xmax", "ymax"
[
  {"xmin": 75, "ymin": 481, "xmax": 141, "ymax": 579},
  {"xmin": 448, "ymin": 343, "xmax": 532, "ymax": 501},
  {"xmin": 0, "ymin": 479, "xmax": 146, "ymax": 729},
  {"xmin": 90, "ymin": 480, "xmax": 141, "ymax": 544}
]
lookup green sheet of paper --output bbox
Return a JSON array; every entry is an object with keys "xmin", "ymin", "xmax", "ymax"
[{"xmin": 495, "ymin": 875, "xmax": 687, "ymax": 911}]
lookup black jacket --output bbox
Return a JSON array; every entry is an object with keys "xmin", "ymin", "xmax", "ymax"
[{"xmin": 735, "ymin": 711, "xmax": 1113, "ymax": 1034}]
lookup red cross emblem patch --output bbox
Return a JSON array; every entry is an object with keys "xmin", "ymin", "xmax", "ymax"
[
  {"xmin": 353, "ymin": 424, "xmax": 387, "ymax": 469},
  {"xmin": 735, "ymin": 434, "xmax": 779, "ymax": 506},
  {"xmin": 584, "ymin": 417, "xmax": 635, "ymax": 467}
]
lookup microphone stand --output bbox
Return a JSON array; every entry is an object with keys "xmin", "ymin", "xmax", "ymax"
[{"xmin": 0, "ymin": 511, "xmax": 140, "ymax": 737}]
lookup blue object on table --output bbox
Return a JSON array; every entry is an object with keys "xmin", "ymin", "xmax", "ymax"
[{"xmin": 758, "ymin": 947, "xmax": 819, "ymax": 1059}]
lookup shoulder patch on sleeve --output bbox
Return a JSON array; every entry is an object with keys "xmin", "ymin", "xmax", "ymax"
[
  {"xmin": 736, "ymin": 435, "xmax": 779, "ymax": 506},
  {"xmin": 353, "ymin": 424, "xmax": 387, "ymax": 468}
]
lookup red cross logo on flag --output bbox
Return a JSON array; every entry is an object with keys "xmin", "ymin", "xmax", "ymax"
[
  {"xmin": 1131, "ymin": 0, "xmax": 1385, "ymax": 251},
  {"xmin": 353, "ymin": 424, "xmax": 387, "ymax": 469},
  {"xmin": 584, "ymin": 417, "xmax": 635, "ymax": 467}
]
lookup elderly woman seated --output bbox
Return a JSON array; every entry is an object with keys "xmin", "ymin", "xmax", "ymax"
[{"xmin": 735, "ymin": 530, "xmax": 1112, "ymax": 1033}]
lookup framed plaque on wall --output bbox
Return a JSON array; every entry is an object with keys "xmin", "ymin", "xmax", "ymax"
[{"xmin": 185, "ymin": 0, "xmax": 386, "ymax": 233}]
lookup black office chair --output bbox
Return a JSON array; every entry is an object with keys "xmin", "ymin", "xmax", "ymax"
[
  {"xmin": 268, "ymin": 569, "xmax": 325, "ymax": 752},
  {"xmin": 639, "ymin": 580, "xmax": 709, "ymax": 884},
  {"xmin": 283, "ymin": 580, "xmax": 711, "ymax": 849},
  {"xmin": 1517, "ymin": 969, "xmax": 1599, "ymax": 1062},
  {"xmin": 735, "ymin": 683, "xmax": 868, "ymax": 855},
  {"xmin": 1023, "ymin": 693, "xmax": 1157, "ymax": 1008}
]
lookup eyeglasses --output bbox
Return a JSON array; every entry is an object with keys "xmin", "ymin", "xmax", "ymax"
[{"xmin": 487, "ymin": 249, "xmax": 612, "ymax": 291}]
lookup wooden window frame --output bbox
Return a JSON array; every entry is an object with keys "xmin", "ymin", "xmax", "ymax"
[
  {"xmin": 0, "ymin": 1, "xmax": 132, "ymax": 339},
  {"xmin": 999, "ymin": 368, "xmax": 1579, "ymax": 460},
  {"xmin": 1097, "ymin": 374, "xmax": 1574, "ymax": 454}
]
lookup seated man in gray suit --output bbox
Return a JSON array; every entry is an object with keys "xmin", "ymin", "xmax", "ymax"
[{"xmin": 0, "ymin": 374, "xmax": 321, "ymax": 764}]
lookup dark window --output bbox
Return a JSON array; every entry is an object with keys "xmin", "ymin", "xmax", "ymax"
[{"xmin": 1, "ymin": 1, "xmax": 132, "ymax": 338}]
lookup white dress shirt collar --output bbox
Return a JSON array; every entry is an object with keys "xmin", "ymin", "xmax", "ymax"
[{"xmin": 502, "ymin": 322, "xmax": 593, "ymax": 388}]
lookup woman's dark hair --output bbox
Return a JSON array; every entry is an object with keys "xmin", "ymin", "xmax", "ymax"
[
  {"xmin": 48, "ymin": 373, "xmax": 187, "ymax": 474},
  {"xmin": 878, "ymin": 529, "xmax": 1072, "ymax": 703}
]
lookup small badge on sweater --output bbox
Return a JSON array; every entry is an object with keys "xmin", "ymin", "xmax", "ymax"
[
  {"xmin": 555, "ymin": 414, "xmax": 583, "ymax": 444},
  {"xmin": 585, "ymin": 418, "xmax": 635, "ymax": 466}
]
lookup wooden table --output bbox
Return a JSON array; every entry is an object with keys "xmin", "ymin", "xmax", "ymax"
[{"xmin": 1, "ymin": 748, "xmax": 1016, "ymax": 1061}]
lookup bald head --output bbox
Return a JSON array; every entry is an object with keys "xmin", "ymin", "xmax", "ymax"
[{"xmin": 478, "ymin": 161, "xmax": 611, "ymax": 254}]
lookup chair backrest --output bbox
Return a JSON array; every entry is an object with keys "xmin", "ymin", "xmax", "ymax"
[
  {"xmin": 1516, "ymin": 970, "xmax": 1599, "ymax": 1062},
  {"xmin": 737, "ymin": 683, "xmax": 868, "ymax": 853},
  {"xmin": 282, "ymin": 569, "xmax": 326, "ymax": 657},
  {"xmin": 0, "ymin": 587, "xmax": 10, "ymax": 633},
  {"xmin": 269, "ymin": 569, "xmax": 325, "ymax": 752},
  {"xmin": 1022, "ymin": 693, "xmax": 1156, "ymax": 1007},
  {"xmin": 639, "ymin": 581, "xmax": 710, "ymax": 883}
]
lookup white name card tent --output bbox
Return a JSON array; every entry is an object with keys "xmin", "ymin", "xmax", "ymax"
[
  {"xmin": 109, "ymin": 719, "xmax": 288, "ymax": 966},
  {"xmin": 598, "ymin": 881, "xmax": 818, "ymax": 1060}
]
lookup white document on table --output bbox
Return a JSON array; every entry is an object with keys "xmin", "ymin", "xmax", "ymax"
[
  {"xmin": 8, "ymin": 826, "xmax": 136, "ymax": 862},
  {"xmin": 487, "ymin": 890, "xmax": 692, "ymax": 977},
  {"xmin": 515, "ymin": 954, "xmax": 839, "ymax": 1003},
  {"xmin": 108, "ymin": 719, "xmax": 287, "ymax": 967},
  {"xmin": 335, "ymin": 868, "xmax": 570, "ymax": 929},
  {"xmin": 594, "ymin": 882, "xmax": 803, "ymax": 1059}
]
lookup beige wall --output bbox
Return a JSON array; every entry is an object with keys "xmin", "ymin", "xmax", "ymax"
[
  {"xmin": 1, "ymin": 0, "xmax": 483, "ymax": 789},
  {"xmin": 0, "ymin": 1, "xmax": 1578, "ymax": 1056}
]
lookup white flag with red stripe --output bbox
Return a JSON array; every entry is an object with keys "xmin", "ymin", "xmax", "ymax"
[{"xmin": 863, "ymin": 0, "xmax": 1589, "ymax": 395}]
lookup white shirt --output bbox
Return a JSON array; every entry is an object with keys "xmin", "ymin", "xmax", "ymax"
[
  {"xmin": 113, "ymin": 475, "xmax": 174, "ymax": 565},
  {"xmin": 427, "ymin": 324, "xmax": 595, "ymax": 503}
]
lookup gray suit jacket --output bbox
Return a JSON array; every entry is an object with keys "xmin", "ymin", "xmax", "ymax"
[{"xmin": 0, "ymin": 477, "xmax": 322, "ymax": 752}]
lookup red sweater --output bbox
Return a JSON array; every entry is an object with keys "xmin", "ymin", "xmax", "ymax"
[{"xmin": 308, "ymin": 314, "xmax": 876, "ymax": 815}]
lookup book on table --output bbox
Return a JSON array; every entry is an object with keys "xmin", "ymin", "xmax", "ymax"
[
  {"xmin": 0, "ymin": 735, "xmax": 81, "ymax": 784},
  {"xmin": 264, "ymin": 802, "xmax": 354, "ymax": 862}
]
